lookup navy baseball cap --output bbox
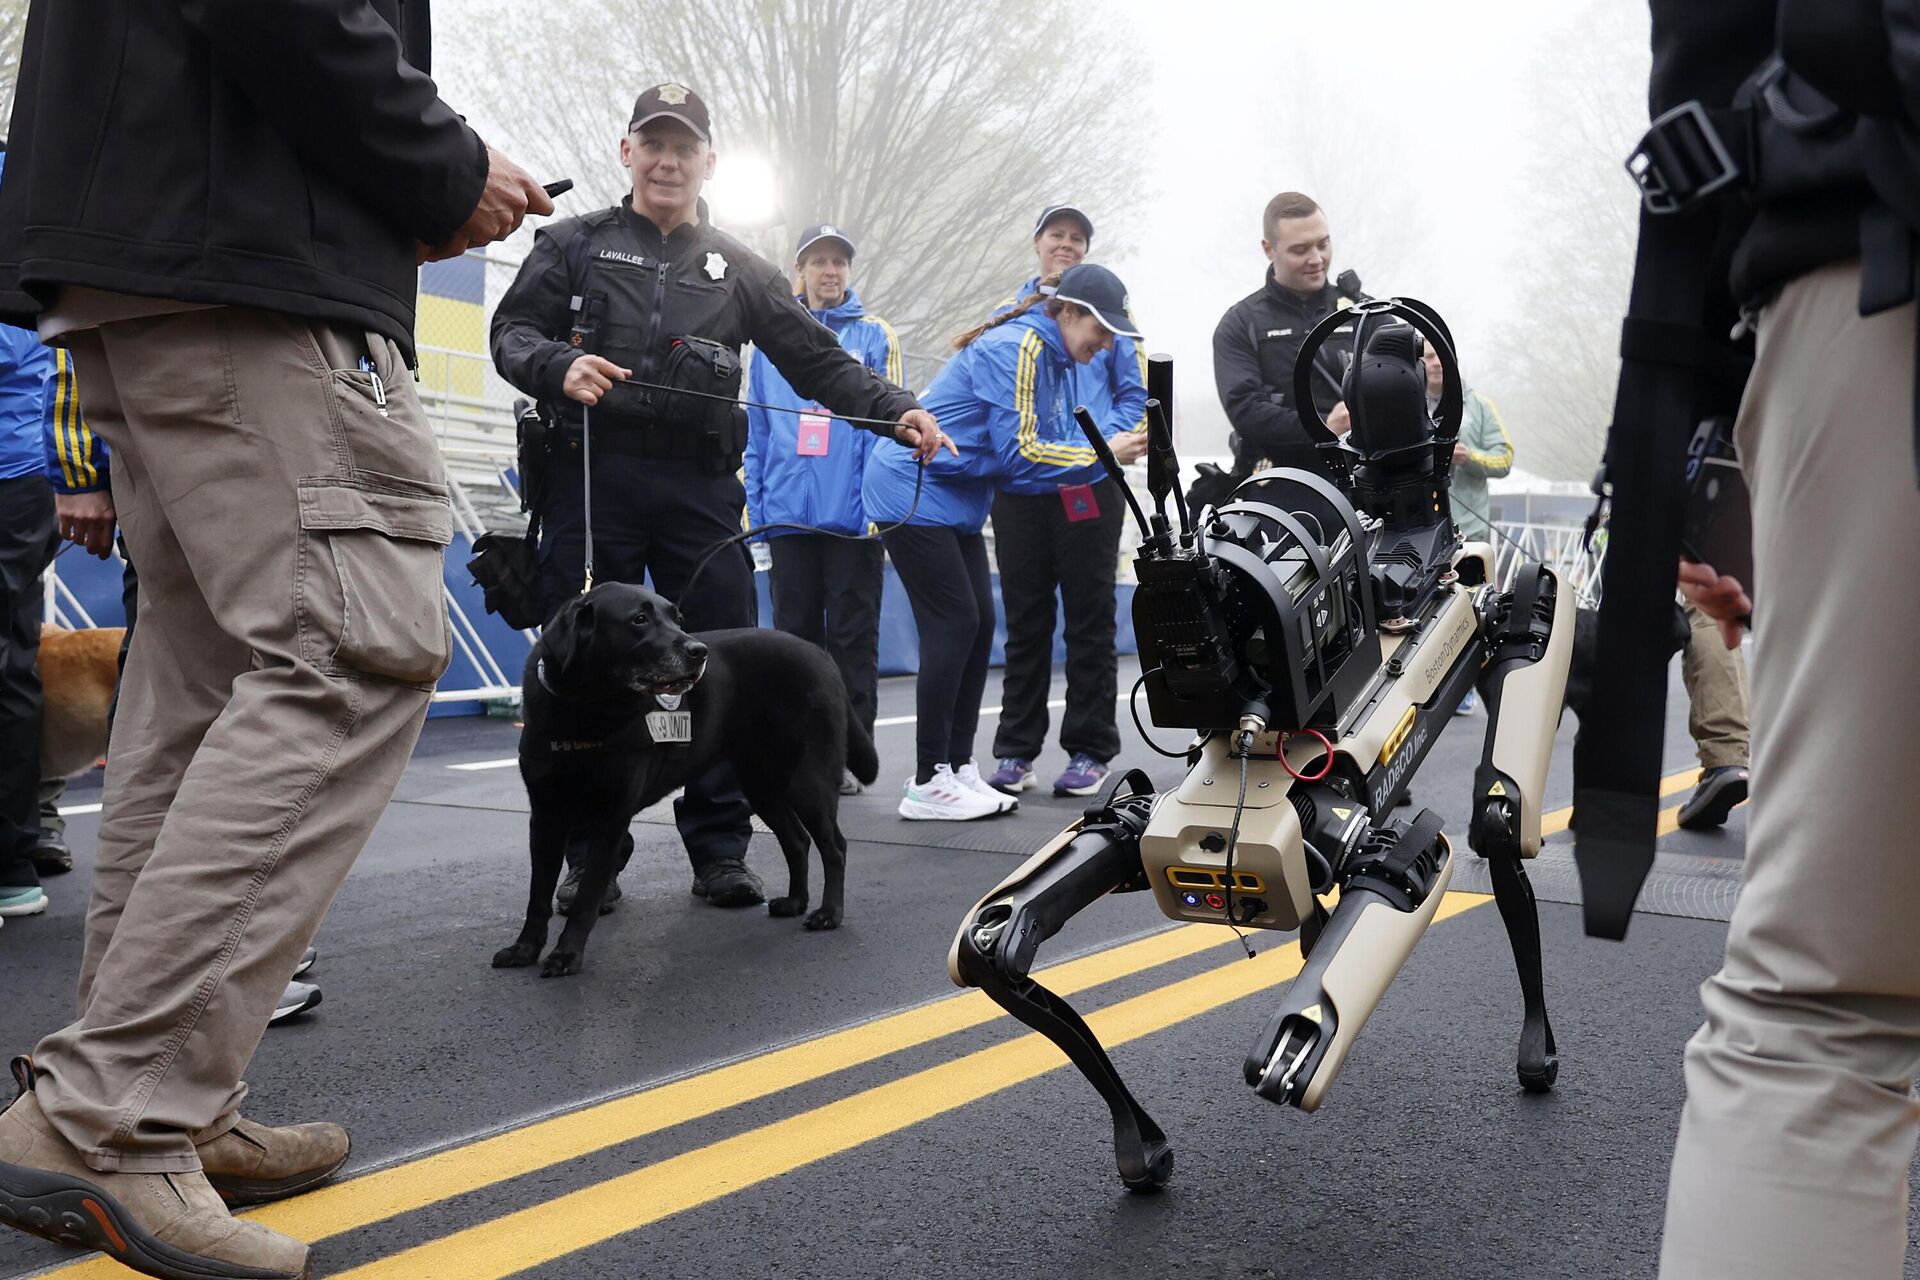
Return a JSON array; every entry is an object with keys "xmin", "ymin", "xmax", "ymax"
[
  {"xmin": 794, "ymin": 223, "xmax": 855, "ymax": 261},
  {"xmin": 1033, "ymin": 204, "xmax": 1094, "ymax": 241},
  {"xmin": 630, "ymin": 83, "xmax": 711, "ymax": 142},
  {"xmin": 1053, "ymin": 264, "xmax": 1139, "ymax": 338}
]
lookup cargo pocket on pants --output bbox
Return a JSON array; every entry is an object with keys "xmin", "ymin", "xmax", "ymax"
[{"xmin": 297, "ymin": 474, "xmax": 455, "ymax": 684}]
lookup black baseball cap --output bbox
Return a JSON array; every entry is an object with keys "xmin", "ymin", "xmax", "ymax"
[
  {"xmin": 1033, "ymin": 204, "xmax": 1094, "ymax": 241},
  {"xmin": 1053, "ymin": 263, "xmax": 1140, "ymax": 338},
  {"xmin": 795, "ymin": 223, "xmax": 856, "ymax": 261},
  {"xmin": 630, "ymin": 83, "xmax": 711, "ymax": 142}
]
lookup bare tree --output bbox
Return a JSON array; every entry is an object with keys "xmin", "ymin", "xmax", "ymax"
[
  {"xmin": 1484, "ymin": 1, "xmax": 1651, "ymax": 481},
  {"xmin": 0, "ymin": 0, "xmax": 28, "ymax": 138},
  {"xmin": 441, "ymin": 0, "xmax": 1147, "ymax": 368}
]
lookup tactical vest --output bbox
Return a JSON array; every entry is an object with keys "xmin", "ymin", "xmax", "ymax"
[{"xmin": 556, "ymin": 210, "xmax": 745, "ymax": 464}]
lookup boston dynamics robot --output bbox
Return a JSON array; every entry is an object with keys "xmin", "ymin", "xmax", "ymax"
[{"xmin": 948, "ymin": 300, "xmax": 1573, "ymax": 1190}]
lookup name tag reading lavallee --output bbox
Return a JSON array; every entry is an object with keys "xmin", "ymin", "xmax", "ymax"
[{"xmin": 646, "ymin": 710, "xmax": 693, "ymax": 743}]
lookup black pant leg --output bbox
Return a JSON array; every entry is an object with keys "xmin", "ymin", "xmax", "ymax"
[
  {"xmin": 1055, "ymin": 478, "xmax": 1123, "ymax": 762},
  {"xmin": 881, "ymin": 524, "xmax": 983, "ymax": 783},
  {"xmin": 533, "ymin": 452, "xmax": 654, "ymax": 623},
  {"xmin": 767, "ymin": 534, "xmax": 827, "ymax": 646},
  {"xmin": 107, "ymin": 537, "xmax": 137, "ymax": 739},
  {"xmin": 0, "ymin": 478, "xmax": 56, "ymax": 885},
  {"xmin": 947, "ymin": 533, "xmax": 997, "ymax": 769},
  {"xmin": 820, "ymin": 537, "xmax": 885, "ymax": 739},
  {"xmin": 640, "ymin": 463, "xmax": 757, "ymax": 873},
  {"xmin": 988, "ymin": 490, "xmax": 1058, "ymax": 762}
]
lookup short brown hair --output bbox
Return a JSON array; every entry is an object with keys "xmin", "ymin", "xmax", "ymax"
[{"xmin": 1262, "ymin": 191, "xmax": 1322, "ymax": 242}]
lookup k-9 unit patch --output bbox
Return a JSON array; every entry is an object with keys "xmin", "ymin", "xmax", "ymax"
[{"xmin": 646, "ymin": 710, "xmax": 693, "ymax": 743}]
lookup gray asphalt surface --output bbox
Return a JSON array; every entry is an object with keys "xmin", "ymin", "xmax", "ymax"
[{"xmin": 4, "ymin": 656, "xmax": 1910, "ymax": 1279}]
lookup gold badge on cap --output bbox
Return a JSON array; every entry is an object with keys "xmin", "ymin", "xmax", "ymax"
[
  {"xmin": 656, "ymin": 83, "xmax": 690, "ymax": 105},
  {"xmin": 704, "ymin": 252, "xmax": 728, "ymax": 281}
]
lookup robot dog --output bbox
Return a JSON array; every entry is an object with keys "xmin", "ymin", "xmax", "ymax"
[{"xmin": 949, "ymin": 301, "xmax": 1572, "ymax": 1190}]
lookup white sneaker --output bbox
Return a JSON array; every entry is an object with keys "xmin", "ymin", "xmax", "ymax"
[
  {"xmin": 898, "ymin": 765, "xmax": 1004, "ymax": 821},
  {"xmin": 954, "ymin": 760, "xmax": 1017, "ymax": 812}
]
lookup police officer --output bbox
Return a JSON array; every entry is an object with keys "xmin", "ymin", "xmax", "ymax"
[
  {"xmin": 491, "ymin": 83, "xmax": 947, "ymax": 913},
  {"xmin": 1208, "ymin": 191, "xmax": 1369, "ymax": 491}
]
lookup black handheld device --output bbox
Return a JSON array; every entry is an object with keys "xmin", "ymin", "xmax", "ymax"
[{"xmin": 542, "ymin": 179, "xmax": 574, "ymax": 200}]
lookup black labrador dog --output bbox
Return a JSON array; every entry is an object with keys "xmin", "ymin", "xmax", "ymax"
[{"xmin": 492, "ymin": 582, "xmax": 879, "ymax": 978}]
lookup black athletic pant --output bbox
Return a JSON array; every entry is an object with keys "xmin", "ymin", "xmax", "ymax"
[
  {"xmin": 536, "ymin": 451, "xmax": 757, "ymax": 873},
  {"xmin": 989, "ymin": 482, "xmax": 1122, "ymax": 765},
  {"xmin": 767, "ymin": 533, "xmax": 883, "ymax": 738},
  {"xmin": 0, "ymin": 477, "xmax": 57, "ymax": 889},
  {"xmin": 880, "ymin": 524, "xmax": 993, "ymax": 785}
]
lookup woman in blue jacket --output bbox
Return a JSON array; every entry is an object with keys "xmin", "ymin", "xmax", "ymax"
[
  {"xmin": 744, "ymin": 225, "xmax": 903, "ymax": 790},
  {"xmin": 863, "ymin": 263, "xmax": 1147, "ymax": 822}
]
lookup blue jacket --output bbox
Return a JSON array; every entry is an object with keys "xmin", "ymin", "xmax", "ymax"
[
  {"xmin": 745, "ymin": 289, "xmax": 900, "ymax": 537},
  {"xmin": 997, "ymin": 274, "xmax": 1149, "ymax": 446},
  {"xmin": 43, "ymin": 345, "xmax": 108, "ymax": 494},
  {"xmin": 862, "ymin": 311, "xmax": 1113, "ymax": 528},
  {"xmin": 0, "ymin": 322, "xmax": 53, "ymax": 482}
]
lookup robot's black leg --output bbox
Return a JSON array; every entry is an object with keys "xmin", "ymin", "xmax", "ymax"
[
  {"xmin": 949, "ymin": 772, "xmax": 1171, "ymax": 1191},
  {"xmin": 1469, "ymin": 563, "xmax": 1573, "ymax": 1092},
  {"xmin": 1482, "ymin": 843, "xmax": 1558, "ymax": 1092}
]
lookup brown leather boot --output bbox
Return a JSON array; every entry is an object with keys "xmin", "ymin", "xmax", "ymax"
[
  {"xmin": 0, "ymin": 1059, "xmax": 310, "ymax": 1280},
  {"xmin": 198, "ymin": 1117, "xmax": 350, "ymax": 1207}
]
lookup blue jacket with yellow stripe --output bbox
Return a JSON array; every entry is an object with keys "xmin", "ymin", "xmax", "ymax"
[
  {"xmin": 0, "ymin": 322, "xmax": 54, "ymax": 482},
  {"xmin": 42, "ymin": 345, "xmax": 108, "ymax": 493},
  {"xmin": 744, "ymin": 289, "xmax": 900, "ymax": 537},
  {"xmin": 862, "ymin": 310, "xmax": 1111, "ymax": 530},
  {"xmin": 997, "ymin": 274, "xmax": 1148, "ymax": 446}
]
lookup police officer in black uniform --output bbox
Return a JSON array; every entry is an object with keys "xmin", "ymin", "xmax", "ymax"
[
  {"xmin": 491, "ymin": 83, "xmax": 947, "ymax": 913},
  {"xmin": 1206, "ymin": 190, "xmax": 1370, "ymax": 495}
]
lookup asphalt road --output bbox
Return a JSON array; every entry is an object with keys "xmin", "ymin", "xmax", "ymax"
[{"xmin": 4, "ymin": 657, "xmax": 1911, "ymax": 1279}]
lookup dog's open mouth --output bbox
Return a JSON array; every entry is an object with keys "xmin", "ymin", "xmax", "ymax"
[{"xmin": 631, "ymin": 656, "xmax": 707, "ymax": 697}]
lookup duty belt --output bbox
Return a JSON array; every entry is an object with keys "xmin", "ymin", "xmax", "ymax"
[{"xmin": 556, "ymin": 413, "xmax": 712, "ymax": 461}]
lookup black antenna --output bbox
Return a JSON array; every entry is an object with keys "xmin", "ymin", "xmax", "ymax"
[
  {"xmin": 1145, "ymin": 355, "xmax": 1190, "ymax": 537},
  {"xmin": 1073, "ymin": 406, "xmax": 1152, "ymax": 540}
]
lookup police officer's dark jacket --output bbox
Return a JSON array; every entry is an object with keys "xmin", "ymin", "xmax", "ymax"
[
  {"xmin": 1211, "ymin": 269, "xmax": 1368, "ymax": 480},
  {"xmin": 490, "ymin": 198, "xmax": 918, "ymax": 443},
  {"xmin": 0, "ymin": 0, "xmax": 486, "ymax": 359}
]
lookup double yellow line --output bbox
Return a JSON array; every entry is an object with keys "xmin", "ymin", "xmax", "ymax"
[{"xmin": 39, "ymin": 770, "xmax": 1721, "ymax": 1279}]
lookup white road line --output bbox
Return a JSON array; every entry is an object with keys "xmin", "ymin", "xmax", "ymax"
[{"xmin": 443, "ymin": 693, "xmax": 1136, "ymax": 772}]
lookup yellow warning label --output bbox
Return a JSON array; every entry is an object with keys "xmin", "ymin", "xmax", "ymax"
[
  {"xmin": 1332, "ymin": 806, "xmax": 1353, "ymax": 821},
  {"xmin": 1488, "ymin": 781, "xmax": 1506, "ymax": 797},
  {"xmin": 1299, "ymin": 1004, "xmax": 1324, "ymax": 1023}
]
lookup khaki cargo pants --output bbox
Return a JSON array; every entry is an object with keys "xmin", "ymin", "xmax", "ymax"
[
  {"xmin": 1660, "ymin": 261, "xmax": 1920, "ymax": 1276},
  {"xmin": 30, "ymin": 308, "xmax": 450, "ymax": 1172},
  {"xmin": 1680, "ymin": 599, "xmax": 1749, "ymax": 770}
]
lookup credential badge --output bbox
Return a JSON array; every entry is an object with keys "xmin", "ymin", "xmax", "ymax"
[
  {"xmin": 657, "ymin": 84, "xmax": 691, "ymax": 105},
  {"xmin": 704, "ymin": 252, "xmax": 728, "ymax": 281}
]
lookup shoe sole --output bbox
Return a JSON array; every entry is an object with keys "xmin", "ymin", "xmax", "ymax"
[
  {"xmin": 208, "ymin": 1140, "xmax": 351, "ymax": 1209},
  {"xmin": 1676, "ymin": 773, "xmax": 1749, "ymax": 831},
  {"xmin": 989, "ymin": 776, "xmax": 1036, "ymax": 795},
  {"xmin": 695, "ymin": 887, "xmax": 765, "ymax": 908},
  {"xmin": 0, "ymin": 897, "xmax": 48, "ymax": 917},
  {"xmin": 1053, "ymin": 780, "xmax": 1107, "ymax": 797},
  {"xmin": 267, "ymin": 988, "xmax": 321, "ymax": 1025},
  {"xmin": 897, "ymin": 799, "xmax": 1001, "ymax": 821},
  {"xmin": 29, "ymin": 857, "xmax": 72, "ymax": 877},
  {"xmin": 0, "ymin": 1160, "xmax": 310, "ymax": 1279},
  {"xmin": 290, "ymin": 955, "xmax": 315, "ymax": 979}
]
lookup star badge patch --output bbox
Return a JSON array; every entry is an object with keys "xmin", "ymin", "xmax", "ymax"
[
  {"xmin": 704, "ymin": 252, "xmax": 728, "ymax": 281},
  {"xmin": 657, "ymin": 83, "xmax": 690, "ymax": 105}
]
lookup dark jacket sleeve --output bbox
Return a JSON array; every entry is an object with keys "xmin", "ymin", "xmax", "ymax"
[
  {"xmin": 1211, "ymin": 303, "xmax": 1310, "ymax": 458},
  {"xmin": 490, "ymin": 227, "xmax": 582, "ymax": 402},
  {"xmin": 744, "ymin": 266, "xmax": 919, "ymax": 437},
  {"xmin": 176, "ymin": 0, "xmax": 488, "ymax": 244}
]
